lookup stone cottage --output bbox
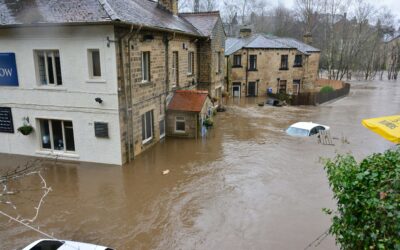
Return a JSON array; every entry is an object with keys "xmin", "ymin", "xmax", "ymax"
[
  {"xmin": 167, "ymin": 90, "xmax": 212, "ymax": 138},
  {"xmin": 225, "ymin": 29, "xmax": 320, "ymax": 97},
  {"xmin": 0, "ymin": 0, "xmax": 226, "ymax": 165}
]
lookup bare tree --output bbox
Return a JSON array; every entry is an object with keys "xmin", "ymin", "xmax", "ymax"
[{"xmin": 0, "ymin": 159, "xmax": 52, "ymax": 224}]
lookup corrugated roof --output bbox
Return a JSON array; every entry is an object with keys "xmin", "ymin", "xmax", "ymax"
[
  {"xmin": 225, "ymin": 33, "xmax": 320, "ymax": 55},
  {"xmin": 0, "ymin": 0, "xmax": 201, "ymax": 36},
  {"xmin": 168, "ymin": 90, "xmax": 209, "ymax": 112},
  {"xmin": 180, "ymin": 11, "xmax": 220, "ymax": 37}
]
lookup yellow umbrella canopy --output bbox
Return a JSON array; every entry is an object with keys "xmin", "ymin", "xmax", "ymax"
[{"xmin": 362, "ymin": 115, "xmax": 400, "ymax": 144}]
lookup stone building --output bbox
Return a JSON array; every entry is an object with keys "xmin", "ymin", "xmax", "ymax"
[
  {"xmin": 0, "ymin": 0, "xmax": 225, "ymax": 165},
  {"xmin": 167, "ymin": 90, "xmax": 213, "ymax": 138},
  {"xmin": 225, "ymin": 29, "xmax": 320, "ymax": 97}
]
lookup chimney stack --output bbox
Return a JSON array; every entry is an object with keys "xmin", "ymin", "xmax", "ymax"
[
  {"xmin": 239, "ymin": 27, "xmax": 252, "ymax": 38},
  {"xmin": 158, "ymin": 0, "xmax": 178, "ymax": 16},
  {"xmin": 303, "ymin": 32, "xmax": 313, "ymax": 45}
]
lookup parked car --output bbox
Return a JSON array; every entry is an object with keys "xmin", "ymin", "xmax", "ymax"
[
  {"xmin": 22, "ymin": 239, "xmax": 114, "ymax": 250},
  {"xmin": 286, "ymin": 122, "xmax": 330, "ymax": 137}
]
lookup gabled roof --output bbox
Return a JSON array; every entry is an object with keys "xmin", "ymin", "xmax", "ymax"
[
  {"xmin": 168, "ymin": 90, "xmax": 210, "ymax": 112},
  {"xmin": 0, "ymin": 0, "xmax": 200, "ymax": 36},
  {"xmin": 180, "ymin": 11, "xmax": 220, "ymax": 37},
  {"xmin": 225, "ymin": 33, "xmax": 320, "ymax": 56}
]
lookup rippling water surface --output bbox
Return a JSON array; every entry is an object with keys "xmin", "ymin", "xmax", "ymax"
[{"xmin": 0, "ymin": 80, "xmax": 398, "ymax": 249}]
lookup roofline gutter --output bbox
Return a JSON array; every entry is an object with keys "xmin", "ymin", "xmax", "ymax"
[{"xmin": 0, "ymin": 21, "xmax": 207, "ymax": 38}]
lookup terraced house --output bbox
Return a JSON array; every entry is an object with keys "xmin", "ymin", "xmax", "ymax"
[
  {"xmin": 225, "ymin": 28, "xmax": 320, "ymax": 97},
  {"xmin": 0, "ymin": 0, "xmax": 225, "ymax": 165}
]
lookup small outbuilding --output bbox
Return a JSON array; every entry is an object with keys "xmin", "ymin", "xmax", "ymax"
[{"xmin": 167, "ymin": 90, "xmax": 213, "ymax": 138}]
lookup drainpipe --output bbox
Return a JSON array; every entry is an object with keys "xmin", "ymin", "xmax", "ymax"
[
  {"xmin": 117, "ymin": 25, "xmax": 134, "ymax": 163},
  {"xmin": 246, "ymin": 48, "xmax": 249, "ymax": 96}
]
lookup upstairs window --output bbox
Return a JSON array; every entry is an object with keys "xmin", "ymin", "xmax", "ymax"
[
  {"xmin": 172, "ymin": 51, "xmax": 179, "ymax": 87},
  {"xmin": 88, "ymin": 49, "xmax": 102, "ymax": 78},
  {"xmin": 216, "ymin": 52, "xmax": 221, "ymax": 73},
  {"xmin": 280, "ymin": 55, "xmax": 289, "ymax": 70},
  {"xmin": 188, "ymin": 52, "xmax": 194, "ymax": 75},
  {"xmin": 294, "ymin": 55, "xmax": 303, "ymax": 67},
  {"xmin": 249, "ymin": 55, "xmax": 257, "ymax": 70},
  {"xmin": 141, "ymin": 51, "xmax": 150, "ymax": 83},
  {"xmin": 36, "ymin": 50, "xmax": 62, "ymax": 86},
  {"xmin": 233, "ymin": 55, "xmax": 242, "ymax": 67}
]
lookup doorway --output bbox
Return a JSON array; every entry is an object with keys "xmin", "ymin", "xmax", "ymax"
[
  {"xmin": 248, "ymin": 82, "xmax": 257, "ymax": 96},
  {"xmin": 233, "ymin": 84, "xmax": 241, "ymax": 97}
]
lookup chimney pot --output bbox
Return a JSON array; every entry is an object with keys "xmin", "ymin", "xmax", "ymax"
[{"xmin": 240, "ymin": 28, "xmax": 252, "ymax": 38}]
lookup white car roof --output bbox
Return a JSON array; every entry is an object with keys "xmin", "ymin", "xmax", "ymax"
[
  {"xmin": 23, "ymin": 239, "xmax": 111, "ymax": 250},
  {"xmin": 289, "ymin": 122, "xmax": 328, "ymax": 130}
]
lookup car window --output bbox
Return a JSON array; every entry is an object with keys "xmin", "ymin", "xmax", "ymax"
[
  {"xmin": 286, "ymin": 127, "xmax": 309, "ymax": 137},
  {"xmin": 310, "ymin": 127, "xmax": 318, "ymax": 136}
]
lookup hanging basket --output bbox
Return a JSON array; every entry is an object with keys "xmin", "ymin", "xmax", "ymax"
[{"xmin": 18, "ymin": 125, "xmax": 34, "ymax": 136}]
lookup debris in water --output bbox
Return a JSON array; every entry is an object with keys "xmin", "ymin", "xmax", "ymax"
[{"xmin": 162, "ymin": 170, "xmax": 170, "ymax": 175}]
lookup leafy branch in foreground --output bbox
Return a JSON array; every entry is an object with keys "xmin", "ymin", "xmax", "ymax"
[{"xmin": 323, "ymin": 148, "xmax": 400, "ymax": 249}]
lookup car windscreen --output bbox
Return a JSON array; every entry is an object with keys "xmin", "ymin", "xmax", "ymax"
[
  {"xmin": 30, "ymin": 240, "xmax": 64, "ymax": 250},
  {"xmin": 286, "ymin": 127, "xmax": 310, "ymax": 137}
]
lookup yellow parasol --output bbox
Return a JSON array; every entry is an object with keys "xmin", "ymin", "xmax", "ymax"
[{"xmin": 362, "ymin": 115, "xmax": 400, "ymax": 144}]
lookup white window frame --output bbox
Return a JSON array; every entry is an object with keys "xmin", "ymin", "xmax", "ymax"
[
  {"xmin": 35, "ymin": 50, "xmax": 62, "ymax": 86},
  {"xmin": 88, "ymin": 49, "xmax": 102, "ymax": 79},
  {"xmin": 175, "ymin": 116, "xmax": 186, "ymax": 133},
  {"xmin": 38, "ymin": 119, "xmax": 75, "ymax": 152},
  {"xmin": 142, "ymin": 111, "xmax": 153, "ymax": 144},
  {"xmin": 188, "ymin": 51, "xmax": 194, "ymax": 75},
  {"xmin": 141, "ymin": 51, "xmax": 150, "ymax": 83},
  {"xmin": 159, "ymin": 119, "xmax": 166, "ymax": 139},
  {"xmin": 172, "ymin": 51, "xmax": 178, "ymax": 87}
]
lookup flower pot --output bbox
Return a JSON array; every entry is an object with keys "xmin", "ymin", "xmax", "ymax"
[{"xmin": 18, "ymin": 125, "xmax": 34, "ymax": 135}]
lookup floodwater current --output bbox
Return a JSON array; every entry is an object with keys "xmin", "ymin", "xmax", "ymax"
[{"xmin": 0, "ymin": 80, "xmax": 399, "ymax": 249}]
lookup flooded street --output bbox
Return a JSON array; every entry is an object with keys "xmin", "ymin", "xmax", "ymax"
[{"xmin": 1, "ymin": 80, "xmax": 398, "ymax": 250}]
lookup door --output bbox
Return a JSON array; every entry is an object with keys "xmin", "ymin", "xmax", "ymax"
[
  {"xmin": 233, "ymin": 84, "xmax": 241, "ymax": 97},
  {"xmin": 248, "ymin": 82, "xmax": 256, "ymax": 96}
]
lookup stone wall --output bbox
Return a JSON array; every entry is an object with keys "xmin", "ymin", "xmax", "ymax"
[
  {"xmin": 227, "ymin": 48, "xmax": 320, "ymax": 97},
  {"xmin": 198, "ymin": 17, "xmax": 226, "ymax": 102},
  {"xmin": 115, "ymin": 27, "xmax": 200, "ymax": 163},
  {"xmin": 166, "ymin": 111, "xmax": 197, "ymax": 138}
]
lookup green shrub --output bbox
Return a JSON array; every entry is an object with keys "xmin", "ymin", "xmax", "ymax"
[
  {"xmin": 323, "ymin": 148, "xmax": 400, "ymax": 249},
  {"xmin": 320, "ymin": 86, "xmax": 335, "ymax": 93}
]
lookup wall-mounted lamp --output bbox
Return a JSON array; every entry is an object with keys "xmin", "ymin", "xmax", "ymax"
[{"xmin": 95, "ymin": 97, "xmax": 103, "ymax": 104}]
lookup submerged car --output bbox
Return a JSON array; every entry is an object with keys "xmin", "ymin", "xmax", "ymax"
[
  {"xmin": 23, "ymin": 239, "xmax": 114, "ymax": 250},
  {"xmin": 286, "ymin": 122, "xmax": 330, "ymax": 137}
]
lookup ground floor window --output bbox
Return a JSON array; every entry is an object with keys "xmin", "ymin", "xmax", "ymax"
[
  {"xmin": 175, "ymin": 117, "xmax": 186, "ymax": 133},
  {"xmin": 142, "ymin": 110, "xmax": 153, "ymax": 143},
  {"xmin": 293, "ymin": 80, "xmax": 301, "ymax": 95},
  {"xmin": 160, "ymin": 119, "xmax": 165, "ymax": 139},
  {"xmin": 39, "ymin": 119, "xmax": 75, "ymax": 151},
  {"xmin": 279, "ymin": 80, "xmax": 287, "ymax": 94}
]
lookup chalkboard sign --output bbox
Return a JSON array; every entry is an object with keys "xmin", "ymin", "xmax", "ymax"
[
  {"xmin": 0, "ymin": 107, "xmax": 14, "ymax": 133},
  {"xmin": 94, "ymin": 122, "xmax": 109, "ymax": 138}
]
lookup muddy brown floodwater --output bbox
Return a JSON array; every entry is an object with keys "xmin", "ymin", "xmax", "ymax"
[{"xmin": 1, "ymin": 80, "xmax": 399, "ymax": 250}]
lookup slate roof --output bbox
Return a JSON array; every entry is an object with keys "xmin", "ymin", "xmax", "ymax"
[
  {"xmin": 225, "ymin": 33, "xmax": 320, "ymax": 56},
  {"xmin": 168, "ymin": 90, "xmax": 209, "ymax": 112},
  {"xmin": 0, "ymin": 0, "xmax": 201, "ymax": 36},
  {"xmin": 180, "ymin": 11, "xmax": 220, "ymax": 37}
]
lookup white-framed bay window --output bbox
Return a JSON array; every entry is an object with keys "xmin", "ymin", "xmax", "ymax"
[
  {"xmin": 39, "ymin": 119, "xmax": 75, "ymax": 152},
  {"xmin": 35, "ymin": 50, "xmax": 62, "ymax": 86},
  {"xmin": 142, "ymin": 110, "xmax": 153, "ymax": 143}
]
